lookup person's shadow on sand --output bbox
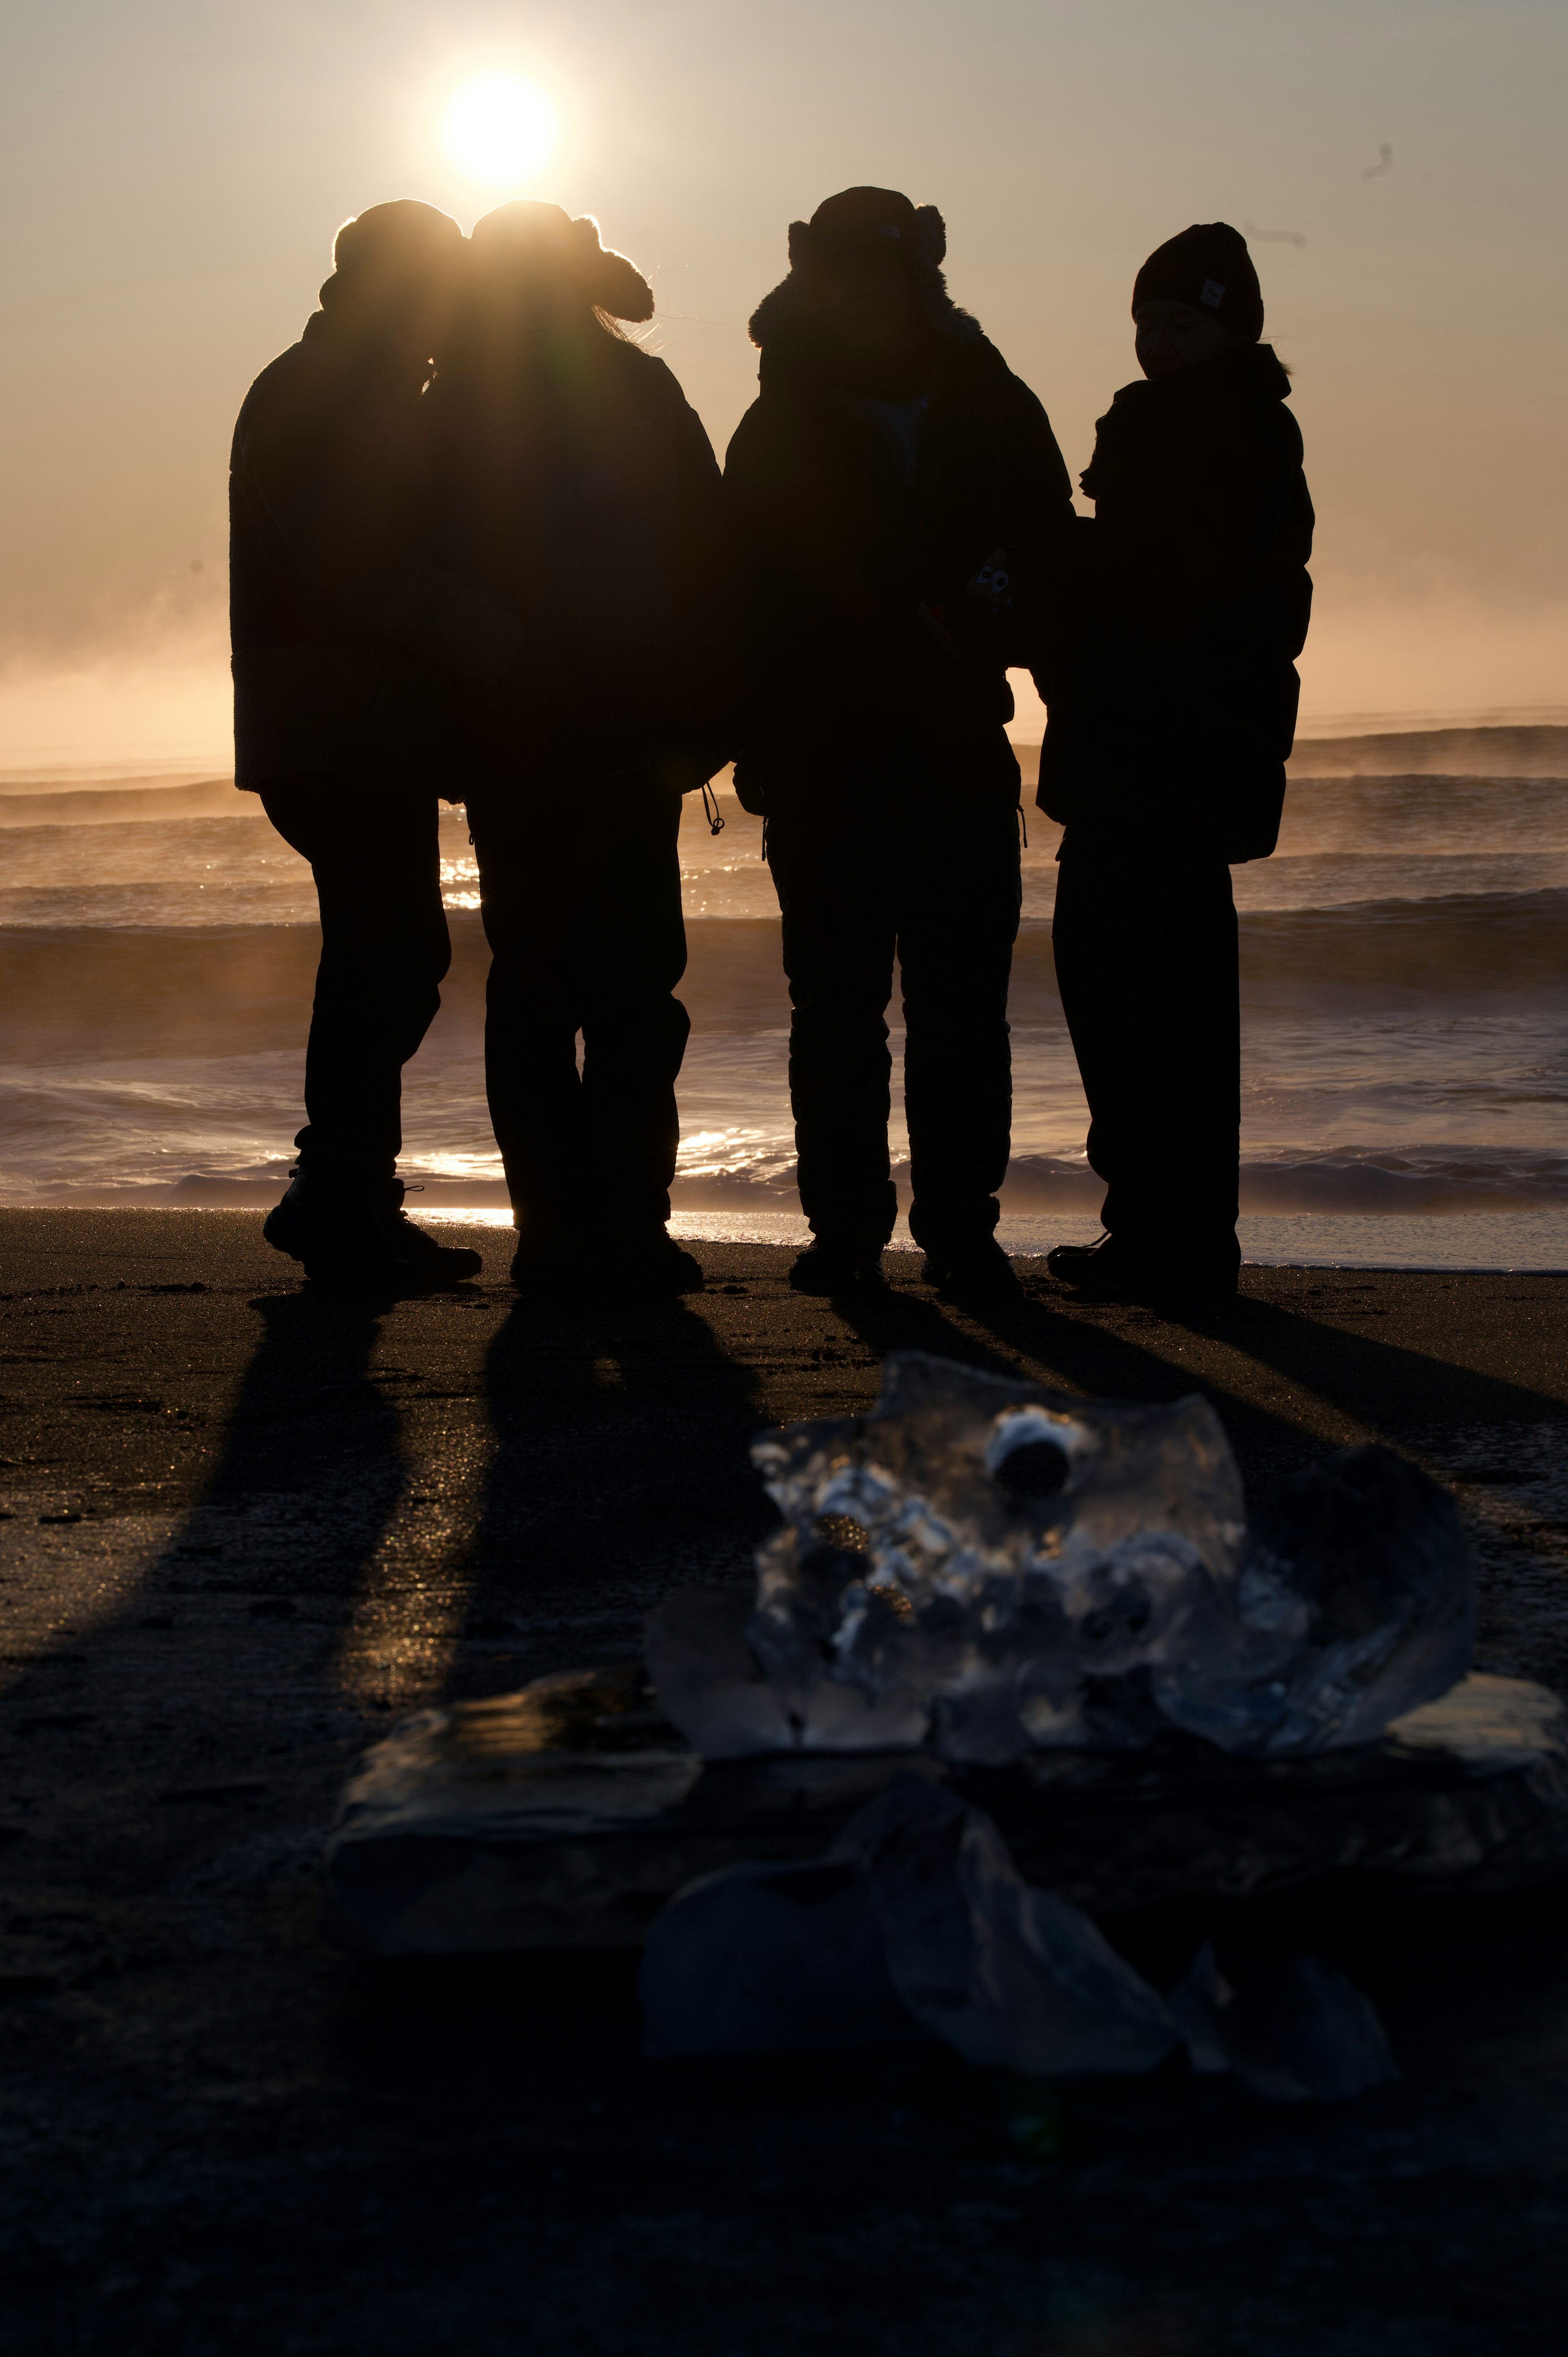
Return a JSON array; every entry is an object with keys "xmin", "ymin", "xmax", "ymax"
[
  {"xmin": 146, "ymin": 1285, "xmax": 408, "ymax": 1609},
  {"xmin": 946, "ymin": 1267, "xmax": 1568, "ymax": 1492},
  {"xmin": 450, "ymin": 1286, "xmax": 773, "ymax": 1695},
  {"xmin": 827, "ymin": 1262, "xmax": 1568, "ymax": 1523},
  {"xmin": 829, "ymin": 1263, "xmax": 1222, "ymax": 1404}
]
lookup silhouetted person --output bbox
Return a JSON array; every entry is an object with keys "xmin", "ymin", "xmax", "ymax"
[
  {"xmin": 423, "ymin": 202, "xmax": 729, "ymax": 1294},
  {"xmin": 1038, "ymin": 223, "xmax": 1314, "ymax": 1302},
  {"xmin": 725, "ymin": 188, "xmax": 1075, "ymax": 1297},
  {"xmin": 231, "ymin": 199, "xmax": 523, "ymax": 1287}
]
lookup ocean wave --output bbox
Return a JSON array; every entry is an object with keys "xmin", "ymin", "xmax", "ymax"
[
  {"xmin": 1286, "ymin": 723, "xmax": 1568, "ymax": 778},
  {"xmin": 2, "ymin": 892, "xmax": 1563, "ymax": 1063},
  {"xmin": 659, "ymin": 1148, "xmax": 1568, "ymax": 1218},
  {"xmin": 28, "ymin": 1148, "xmax": 1562, "ymax": 1217},
  {"xmin": 998, "ymin": 1149, "xmax": 1568, "ymax": 1215},
  {"xmin": 0, "ymin": 779, "xmax": 241, "ymax": 827},
  {"xmin": 1232, "ymin": 889, "xmax": 1568, "ymax": 999}
]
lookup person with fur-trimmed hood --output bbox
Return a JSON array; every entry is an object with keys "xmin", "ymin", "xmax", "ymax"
[
  {"xmin": 725, "ymin": 186, "xmax": 1076, "ymax": 1298},
  {"xmin": 423, "ymin": 201, "xmax": 730, "ymax": 1294},
  {"xmin": 1039, "ymin": 222, "xmax": 1314, "ymax": 1304}
]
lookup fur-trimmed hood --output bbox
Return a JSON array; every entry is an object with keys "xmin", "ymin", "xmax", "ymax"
[{"xmin": 747, "ymin": 193, "xmax": 982, "ymax": 351}]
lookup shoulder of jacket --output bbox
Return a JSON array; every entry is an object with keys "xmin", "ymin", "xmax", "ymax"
[
  {"xmin": 234, "ymin": 338, "xmax": 340, "ymax": 442},
  {"xmin": 938, "ymin": 336, "xmax": 1041, "ymax": 423},
  {"xmin": 723, "ymin": 396, "xmax": 771, "ymax": 468},
  {"xmin": 608, "ymin": 337, "xmax": 680, "ymax": 395},
  {"xmin": 1223, "ymin": 385, "xmax": 1305, "ymax": 477},
  {"xmin": 950, "ymin": 333, "xmax": 1019, "ymax": 388},
  {"xmin": 1261, "ymin": 395, "xmax": 1305, "ymax": 463}
]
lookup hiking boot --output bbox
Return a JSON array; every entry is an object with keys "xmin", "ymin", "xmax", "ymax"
[
  {"xmin": 919, "ymin": 1235, "xmax": 1021, "ymax": 1300},
  {"xmin": 509, "ymin": 1236, "xmax": 586, "ymax": 1292},
  {"xmin": 263, "ymin": 1173, "xmax": 482, "ymax": 1289},
  {"xmin": 615, "ymin": 1232, "xmax": 706, "ymax": 1295},
  {"xmin": 788, "ymin": 1242, "xmax": 889, "ymax": 1296},
  {"xmin": 1047, "ymin": 1233, "xmax": 1238, "ymax": 1304}
]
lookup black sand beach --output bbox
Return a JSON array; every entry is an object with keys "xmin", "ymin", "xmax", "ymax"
[{"xmin": 3, "ymin": 1211, "xmax": 1567, "ymax": 2353}]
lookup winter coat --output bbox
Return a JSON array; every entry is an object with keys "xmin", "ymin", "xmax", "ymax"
[
  {"xmin": 1036, "ymin": 340, "xmax": 1314, "ymax": 863},
  {"xmin": 229, "ymin": 310, "xmax": 521, "ymax": 791},
  {"xmin": 723, "ymin": 310, "xmax": 1076, "ymax": 812},
  {"xmin": 422, "ymin": 323, "xmax": 730, "ymax": 789}
]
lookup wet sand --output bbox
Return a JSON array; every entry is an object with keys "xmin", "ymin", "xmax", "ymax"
[{"xmin": 2, "ymin": 1211, "xmax": 1567, "ymax": 2353}]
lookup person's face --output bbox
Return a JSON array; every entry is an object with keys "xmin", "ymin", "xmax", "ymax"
[
  {"xmin": 398, "ymin": 261, "xmax": 462, "ymax": 368},
  {"xmin": 813, "ymin": 252, "xmax": 921, "ymax": 358},
  {"xmin": 1134, "ymin": 298, "xmax": 1237, "ymax": 379},
  {"xmin": 354, "ymin": 255, "xmax": 462, "ymax": 370}
]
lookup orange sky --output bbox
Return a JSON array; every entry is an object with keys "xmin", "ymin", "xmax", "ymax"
[{"xmin": 1, "ymin": 0, "xmax": 1563, "ymax": 766}]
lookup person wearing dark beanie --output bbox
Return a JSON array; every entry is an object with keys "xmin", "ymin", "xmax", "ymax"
[
  {"xmin": 1130, "ymin": 222, "xmax": 1265, "ymax": 347},
  {"xmin": 1035, "ymin": 223, "xmax": 1314, "ymax": 1303}
]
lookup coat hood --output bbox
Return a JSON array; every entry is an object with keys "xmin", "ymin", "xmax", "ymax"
[{"xmin": 747, "ymin": 197, "xmax": 982, "ymax": 352}]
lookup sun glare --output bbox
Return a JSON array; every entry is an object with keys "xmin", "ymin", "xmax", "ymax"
[{"xmin": 442, "ymin": 75, "xmax": 557, "ymax": 188}]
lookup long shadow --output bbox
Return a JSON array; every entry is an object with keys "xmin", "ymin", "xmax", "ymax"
[
  {"xmin": 450, "ymin": 1288, "xmax": 772, "ymax": 1697},
  {"xmin": 156, "ymin": 1287, "xmax": 407, "ymax": 1607},
  {"xmin": 1176, "ymin": 1286, "xmax": 1568, "ymax": 1441},
  {"xmin": 831, "ymin": 1266, "xmax": 1291, "ymax": 1430},
  {"xmin": 2, "ymin": 1285, "xmax": 411, "ymax": 1940},
  {"xmin": 947, "ymin": 1272, "xmax": 1568, "ymax": 1507},
  {"xmin": 838, "ymin": 1267, "xmax": 1234, "ymax": 1405}
]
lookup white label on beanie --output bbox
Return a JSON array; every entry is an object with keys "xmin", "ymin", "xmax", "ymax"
[{"xmin": 1200, "ymin": 279, "xmax": 1225, "ymax": 308}]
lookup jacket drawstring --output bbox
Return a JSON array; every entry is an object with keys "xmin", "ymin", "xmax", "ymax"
[
  {"xmin": 1017, "ymin": 803, "xmax": 1028, "ymax": 852},
  {"xmin": 699, "ymin": 779, "xmax": 726, "ymax": 837}
]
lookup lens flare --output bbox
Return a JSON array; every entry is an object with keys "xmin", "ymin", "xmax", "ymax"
[{"xmin": 442, "ymin": 76, "xmax": 557, "ymax": 188}]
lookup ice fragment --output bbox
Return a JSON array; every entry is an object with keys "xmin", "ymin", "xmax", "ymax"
[
  {"xmin": 640, "ymin": 1776, "xmax": 1177, "ymax": 2074},
  {"xmin": 1170, "ymin": 1942, "xmax": 1398, "ymax": 2101},
  {"xmin": 648, "ymin": 1356, "xmax": 1475, "ymax": 1765},
  {"xmin": 744, "ymin": 1352, "xmax": 1247, "ymax": 1763},
  {"xmin": 833, "ymin": 1778, "xmax": 1179, "ymax": 2077},
  {"xmin": 639, "ymin": 1855, "xmax": 918, "ymax": 2057},
  {"xmin": 1158, "ymin": 1446, "xmax": 1476, "ymax": 1755}
]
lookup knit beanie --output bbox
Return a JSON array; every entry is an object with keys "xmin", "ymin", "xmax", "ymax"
[
  {"xmin": 470, "ymin": 201, "xmax": 654, "ymax": 322},
  {"xmin": 787, "ymin": 185, "xmax": 947, "ymax": 272},
  {"xmin": 321, "ymin": 200, "xmax": 461, "ymax": 312},
  {"xmin": 1131, "ymin": 223, "xmax": 1263, "ymax": 342}
]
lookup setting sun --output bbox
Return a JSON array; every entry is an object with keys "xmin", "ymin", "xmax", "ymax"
[{"xmin": 441, "ymin": 74, "xmax": 557, "ymax": 188}]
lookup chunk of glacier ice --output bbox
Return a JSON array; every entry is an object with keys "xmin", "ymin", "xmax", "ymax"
[
  {"xmin": 1156, "ymin": 1444, "xmax": 1475, "ymax": 1756},
  {"xmin": 648, "ymin": 1353, "xmax": 1474, "ymax": 1764},
  {"xmin": 830, "ymin": 1778, "xmax": 1178, "ymax": 2076},
  {"xmin": 745, "ymin": 1351, "xmax": 1248, "ymax": 1763},
  {"xmin": 640, "ymin": 1777, "xmax": 1176, "ymax": 2075},
  {"xmin": 1170, "ymin": 1942, "xmax": 1398, "ymax": 2101}
]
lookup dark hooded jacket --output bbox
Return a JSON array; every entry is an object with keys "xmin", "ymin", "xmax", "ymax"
[
  {"xmin": 1036, "ymin": 340, "xmax": 1314, "ymax": 862},
  {"xmin": 724, "ymin": 284, "xmax": 1075, "ymax": 811},
  {"xmin": 422, "ymin": 322, "xmax": 728, "ymax": 789},
  {"xmin": 229, "ymin": 311, "xmax": 522, "ymax": 790}
]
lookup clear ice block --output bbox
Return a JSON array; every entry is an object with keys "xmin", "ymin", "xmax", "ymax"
[
  {"xmin": 648, "ymin": 1353, "xmax": 1474, "ymax": 1764},
  {"xmin": 745, "ymin": 1351, "xmax": 1248, "ymax": 1763},
  {"xmin": 831, "ymin": 1778, "xmax": 1178, "ymax": 2077},
  {"xmin": 639, "ymin": 1777, "xmax": 1177, "ymax": 2074},
  {"xmin": 1170, "ymin": 1942, "xmax": 1398, "ymax": 2101},
  {"xmin": 1155, "ymin": 1444, "xmax": 1476, "ymax": 1756}
]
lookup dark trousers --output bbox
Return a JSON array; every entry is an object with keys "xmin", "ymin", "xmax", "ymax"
[
  {"xmin": 765, "ymin": 779, "xmax": 1022, "ymax": 1255},
  {"xmin": 1051, "ymin": 838, "xmax": 1241, "ymax": 1271},
  {"xmin": 260, "ymin": 785, "xmax": 450, "ymax": 1182},
  {"xmin": 465, "ymin": 778, "xmax": 690, "ymax": 1240}
]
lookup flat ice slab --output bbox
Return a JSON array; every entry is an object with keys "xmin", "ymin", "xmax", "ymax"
[{"xmin": 323, "ymin": 1656, "xmax": 1568, "ymax": 1956}]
